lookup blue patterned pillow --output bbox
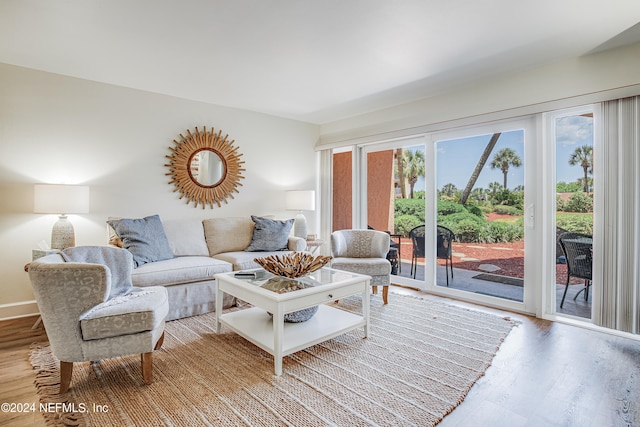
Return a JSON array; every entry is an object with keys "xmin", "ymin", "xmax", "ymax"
[
  {"xmin": 107, "ymin": 215, "xmax": 174, "ymax": 267},
  {"xmin": 245, "ymin": 215, "xmax": 294, "ymax": 252}
]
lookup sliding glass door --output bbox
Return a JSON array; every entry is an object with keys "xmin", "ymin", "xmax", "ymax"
[{"xmin": 431, "ymin": 127, "xmax": 528, "ymax": 305}]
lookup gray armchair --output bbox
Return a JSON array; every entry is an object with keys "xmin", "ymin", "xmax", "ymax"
[
  {"xmin": 28, "ymin": 246, "xmax": 169, "ymax": 393},
  {"xmin": 330, "ymin": 230, "xmax": 392, "ymax": 304}
]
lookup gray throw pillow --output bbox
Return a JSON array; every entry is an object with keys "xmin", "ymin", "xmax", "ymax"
[
  {"xmin": 106, "ymin": 215, "xmax": 174, "ymax": 267},
  {"xmin": 245, "ymin": 215, "xmax": 294, "ymax": 252}
]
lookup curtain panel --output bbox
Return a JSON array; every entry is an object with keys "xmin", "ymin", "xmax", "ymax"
[{"xmin": 595, "ymin": 96, "xmax": 640, "ymax": 334}]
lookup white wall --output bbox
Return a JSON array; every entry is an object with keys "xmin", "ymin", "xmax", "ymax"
[{"xmin": 0, "ymin": 63, "xmax": 319, "ymax": 319}]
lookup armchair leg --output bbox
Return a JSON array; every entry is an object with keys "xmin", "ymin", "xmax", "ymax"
[
  {"xmin": 154, "ymin": 332, "xmax": 165, "ymax": 350},
  {"xmin": 141, "ymin": 352, "xmax": 153, "ymax": 384},
  {"xmin": 372, "ymin": 285, "xmax": 378, "ymax": 294},
  {"xmin": 382, "ymin": 286, "xmax": 389, "ymax": 304},
  {"xmin": 60, "ymin": 361, "xmax": 73, "ymax": 394}
]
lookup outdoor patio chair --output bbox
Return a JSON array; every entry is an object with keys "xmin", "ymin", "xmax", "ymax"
[
  {"xmin": 558, "ymin": 232, "xmax": 593, "ymax": 308},
  {"xmin": 409, "ymin": 225, "xmax": 425, "ymax": 279},
  {"xmin": 368, "ymin": 225, "xmax": 400, "ymax": 274},
  {"xmin": 556, "ymin": 226, "xmax": 568, "ymax": 264},
  {"xmin": 437, "ymin": 225, "xmax": 455, "ymax": 286}
]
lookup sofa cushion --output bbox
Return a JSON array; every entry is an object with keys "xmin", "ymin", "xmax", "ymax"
[
  {"xmin": 107, "ymin": 215, "xmax": 174, "ymax": 267},
  {"xmin": 203, "ymin": 217, "xmax": 254, "ymax": 256},
  {"xmin": 131, "ymin": 256, "xmax": 232, "ymax": 288},
  {"xmin": 245, "ymin": 215, "xmax": 294, "ymax": 252},
  {"xmin": 79, "ymin": 286, "xmax": 168, "ymax": 341},
  {"xmin": 213, "ymin": 250, "xmax": 296, "ymax": 271},
  {"xmin": 162, "ymin": 218, "xmax": 209, "ymax": 256}
]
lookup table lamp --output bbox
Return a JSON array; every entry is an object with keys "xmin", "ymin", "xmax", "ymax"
[
  {"xmin": 34, "ymin": 184, "xmax": 90, "ymax": 250},
  {"xmin": 285, "ymin": 190, "xmax": 315, "ymax": 239}
]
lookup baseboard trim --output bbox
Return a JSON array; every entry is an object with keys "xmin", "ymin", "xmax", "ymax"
[{"xmin": 0, "ymin": 300, "xmax": 39, "ymax": 321}]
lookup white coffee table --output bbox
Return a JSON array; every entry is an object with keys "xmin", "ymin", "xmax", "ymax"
[{"xmin": 214, "ymin": 267, "xmax": 371, "ymax": 375}]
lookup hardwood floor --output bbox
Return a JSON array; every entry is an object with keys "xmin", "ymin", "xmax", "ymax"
[{"xmin": 1, "ymin": 289, "xmax": 638, "ymax": 426}]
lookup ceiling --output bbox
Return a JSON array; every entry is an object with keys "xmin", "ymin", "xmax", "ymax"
[{"xmin": 1, "ymin": 1, "xmax": 640, "ymax": 124}]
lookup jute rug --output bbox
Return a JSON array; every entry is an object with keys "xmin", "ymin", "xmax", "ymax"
[{"xmin": 30, "ymin": 293, "xmax": 518, "ymax": 426}]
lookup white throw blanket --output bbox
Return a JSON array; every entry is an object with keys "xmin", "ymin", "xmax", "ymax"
[{"xmin": 61, "ymin": 246, "xmax": 135, "ymax": 297}]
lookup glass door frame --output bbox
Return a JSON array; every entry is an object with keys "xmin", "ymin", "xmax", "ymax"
[
  {"xmin": 359, "ymin": 136, "xmax": 428, "ymax": 290},
  {"xmin": 541, "ymin": 104, "xmax": 598, "ymax": 322}
]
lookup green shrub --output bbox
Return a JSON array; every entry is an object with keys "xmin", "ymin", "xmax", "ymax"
[
  {"xmin": 437, "ymin": 200, "xmax": 466, "ymax": 216},
  {"xmin": 493, "ymin": 189, "xmax": 524, "ymax": 209},
  {"xmin": 557, "ymin": 213, "xmax": 593, "ymax": 234},
  {"xmin": 466, "ymin": 205, "xmax": 484, "ymax": 218},
  {"xmin": 394, "ymin": 214, "xmax": 422, "ymax": 237},
  {"xmin": 556, "ymin": 181, "xmax": 582, "ymax": 193},
  {"xmin": 493, "ymin": 205, "xmax": 522, "ymax": 215},
  {"xmin": 394, "ymin": 198, "xmax": 425, "ymax": 221},
  {"xmin": 439, "ymin": 212, "xmax": 483, "ymax": 242},
  {"xmin": 563, "ymin": 192, "xmax": 593, "ymax": 213},
  {"xmin": 487, "ymin": 221, "xmax": 524, "ymax": 242}
]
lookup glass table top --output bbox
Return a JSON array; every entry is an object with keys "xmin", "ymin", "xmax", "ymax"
[{"xmin": 232, "ymin": 268, "xmax": 365, "ymax": 294}]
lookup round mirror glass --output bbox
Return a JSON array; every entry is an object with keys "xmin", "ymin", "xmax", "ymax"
[{"xmin": 189, "ymin": 149, "xmax": 226, "ymax": 187}]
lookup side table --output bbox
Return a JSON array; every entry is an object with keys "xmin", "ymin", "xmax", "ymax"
[{"xmin": 305, "ymin": 239, "xmax": 324, "ymax": 255}]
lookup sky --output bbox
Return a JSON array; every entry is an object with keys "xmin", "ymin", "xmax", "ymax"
[{"xmin": 424, "ymin": 114, "xmax": 594, "ymax": 192}]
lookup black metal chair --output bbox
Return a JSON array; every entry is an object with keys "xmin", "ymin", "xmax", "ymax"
[
  {"xmin": 409, "ymin": 225, "xmax": 425, "ymax": 279},
  {"xmin": 368, "ymin": 225, "xmax": 400, "ymax": 274},
  {"xmin": 558, "ymin": 232, "xmax": 593, "ymax": 308},
  {"xmin": 437, "ymin": 225, "xmax": 455, "ymax": 287},
  {"xmin": 556, "ymin": 226, "xmax": 568, "ymax": 264}
]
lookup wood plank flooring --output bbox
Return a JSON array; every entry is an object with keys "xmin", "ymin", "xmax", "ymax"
[{"xmin": 1, "ymin": 288, "xmax": 638, "ymax": 426}]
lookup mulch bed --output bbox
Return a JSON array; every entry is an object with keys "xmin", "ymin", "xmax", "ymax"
[{"xmin": 398, "ymin": 239, "xmax": 579, "ymax": 284}]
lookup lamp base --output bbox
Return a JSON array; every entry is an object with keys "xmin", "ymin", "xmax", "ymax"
[
  {"xmin": 51, "ymin": 215, "xmax": 75, "ymax": 250},
  {"xmin": 293, "ymin": 212, "xmax": 308, "ymax": 239}
]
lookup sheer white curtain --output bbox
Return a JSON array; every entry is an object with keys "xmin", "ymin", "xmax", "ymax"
[
  {"xmin": 595, "ymin": 96, "xmax": 640, "ymax": 334},
  {"xmin": 318, "ymin": 149, "xmax": 333, "ymax": 256}
]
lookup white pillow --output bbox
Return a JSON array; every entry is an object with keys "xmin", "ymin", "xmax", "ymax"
[{"xmin": 162, "ymin": 219, "xmax": 209, "ymax": 256}]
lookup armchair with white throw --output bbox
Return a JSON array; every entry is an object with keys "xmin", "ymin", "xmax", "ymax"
[
  {"xmin": 28, "ymin": 246, "xmax": 169, "ymax": 393},
  {"xmin": 330, "ymin": 229, "xmax": 392, "ymax": 304}
]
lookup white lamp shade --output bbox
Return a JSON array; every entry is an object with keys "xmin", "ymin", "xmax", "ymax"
[
  {"xmin": 285, "ymin": 190, "xmax": 315, "ymax": 211},
  {"xmin": 34, "ymin": 185, "xmax": 90, "ymax": 214}
]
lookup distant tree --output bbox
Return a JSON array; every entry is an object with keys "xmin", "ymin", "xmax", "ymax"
[
  {"xmin": 470, "ymin": 187, "xmax": 487, "ymax": 202},
  {"xmin": 394, "ymin": 148, "xmax": 406, "ymax": 198},
  {"xmin": 441, "ymin": 183, "xmax": 458, "ymax": 198},
  {"xmin": 513, "ymin": 185, "xmax": 524, "ymax": 193},
  {"xmin": 403, "ymin": 149, "xmax": 425, "ymax": 199},
  {"xmin": 490, "ymin": 148, "xmax": 522, "ymax": 189},
  {"xmin": 568, "ymin": 145, "xmax": 593, "ymax": 193},
  {"xmin": 459, "ymin": 133, "xmax": 501, "ymax": 205},
  {"xmin": 488, "ymin": 181, "xmax": 502, "ymax": 200}
]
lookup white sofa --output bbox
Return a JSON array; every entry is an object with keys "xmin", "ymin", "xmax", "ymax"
[{"xmin": 107, "ymin": 216, "xmax": 306, "ymax": 320}]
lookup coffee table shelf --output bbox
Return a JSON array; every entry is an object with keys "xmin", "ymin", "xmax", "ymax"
[{"xmin": 219, "ymin": 305, "xmax": 366, "ymax": 357}]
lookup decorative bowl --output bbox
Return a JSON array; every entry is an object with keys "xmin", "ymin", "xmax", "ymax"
[
  {"xmin": 261, "ymin": 276, "xmax": 321, "ymax": 322},
  {"xmin": 253, "ymin": 252, "xmax": 332, "ymax": 278}
]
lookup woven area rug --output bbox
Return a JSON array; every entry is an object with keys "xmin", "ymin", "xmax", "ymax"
[{"xmin": 30, "ymin": 293, "xmax": 518, "ymax": 426}]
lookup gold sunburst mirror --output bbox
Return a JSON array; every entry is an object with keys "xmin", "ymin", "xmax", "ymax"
[{"xmin": 166, "ymin": 126, "xmax": 245, "ymax": 208}]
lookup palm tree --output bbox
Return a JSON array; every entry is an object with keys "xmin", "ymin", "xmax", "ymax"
[
  {"xmin": 394, "ymin": 148, "xmax": 406, "ymax": 198},
  {"xmin": 441, "ymin": 183, "xmax": 458, "ymax": 198},
  {"xmin": 490, "ymin": 148, "xmax": 522, "ymax": 189},
  {"xmin": 403, "ymin": 149, "xmax": 425, "ymax": 199},
  {"xmin": 459, "ymin": 133, "xmax": 501, "ymax": 205},
  {"xmin": 568, "ymin": 145, "xmax": 593, "ymax": 193}
]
